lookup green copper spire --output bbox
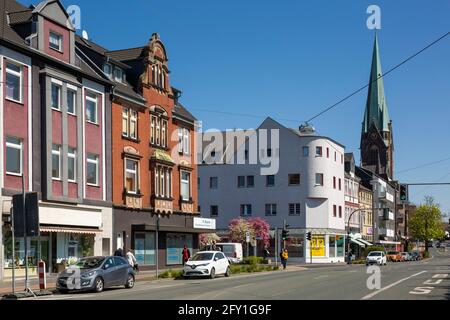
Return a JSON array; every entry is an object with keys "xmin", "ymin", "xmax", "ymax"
[{"xmin": 362, "ymin": 34, "xmax": 390, "ymax": 134}]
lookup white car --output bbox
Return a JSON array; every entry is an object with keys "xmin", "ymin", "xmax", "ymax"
[
  {"xmin": 366, "ymin": 251, "xmax": 387, "ymax": 266},
  {"xmin": 183, "ymin": 251, "xmax": 231, "ymax": 279}
]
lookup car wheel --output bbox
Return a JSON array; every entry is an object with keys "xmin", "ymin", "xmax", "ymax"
[
  {"xmin": 94, "ymin": 277, "xmax": 104, "ymax": 293},
  {"xmin": 125, "ymin": 274, "xmax": 135, "ymax": 289},
  {"xmin": 225, "ymin": 267, "xmax": 231, "ymax": 277},
  {"xmin": 210, "ymin": 267, "xmax": 216, "ymax": 279}
]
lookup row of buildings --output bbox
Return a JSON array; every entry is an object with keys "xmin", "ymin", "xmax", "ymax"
[
  {"xmin": 0, "ymin": 0, "xmax": 215, "ymax": 280},
  {"xmin": 198, "ymin": 36, "xmax": 409, "ymax": 263},
  {"xmin": 0, "ymin": 0, "xmax": 413, "ymax": 280}
]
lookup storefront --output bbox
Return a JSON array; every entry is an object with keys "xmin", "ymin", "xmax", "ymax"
[
  {"xmin": 114, "ymin": 208, "xmax": 216, "ymax": 270},
  {"xmin": 1, "ymin": 201, "xmax": 112, "ymax": 277},
  {"xmin": 274, "ymin": 229, "xmax": 346, "ymax": 263}
]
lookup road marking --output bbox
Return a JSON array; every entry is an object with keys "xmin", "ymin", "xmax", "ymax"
[
  {"xmin": 432, "ymin": 274, "xmax": 448, "ymax": 279},
  {"xmin": 409, "ymin": 287, "xmax": 434, "ymax": 295},
  {"xmin": 313, "ymin": 275, "xmax": 330, "ymax": 280},
  {"xmin": 360, "ymin": 271, "xmax": 427, "ymax": 300},
  {"xmin": 423, "ymin": 279, "xmax": 443, "ymax": 285}
]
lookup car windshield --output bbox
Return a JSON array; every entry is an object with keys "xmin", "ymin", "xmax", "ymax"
[
  {"xmin": 190, "ymin": 252, "xmax": 214, "ymax": 261},
  {"xmin": 368, "ymin": 252, "xmax": 381, "ymax": 256},
  {"xmin": 74, "ymin": 257, "xmax": 105, "ymax": 269},
  {"xmin": 387, "ymin": 251, "xmax": 398, "ymax": 255}
]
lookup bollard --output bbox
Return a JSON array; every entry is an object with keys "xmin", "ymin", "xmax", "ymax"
[{"xmin": 38, "ymin": 260, "xmax": 46, "ymax": 290}]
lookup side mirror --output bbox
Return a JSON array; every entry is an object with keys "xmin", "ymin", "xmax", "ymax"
[{"xmin": 214, "ymin": 257, "xmax": 218, "ymax": 261}]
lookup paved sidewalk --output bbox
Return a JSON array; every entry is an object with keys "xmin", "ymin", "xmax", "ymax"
[{"xmin": 0, "ymin": 269, "xmax": 164, "ymax": 296}]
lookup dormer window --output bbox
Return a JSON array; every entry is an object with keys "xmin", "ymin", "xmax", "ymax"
[
  {"xmin": 49, "ymin": 32, "xmax": 62, "ymax": 52},
  {"xmin": 103, "ymin": 63, "xmax": 112, "ymax": 77},
  {"xmin": 114, "ymin": 67, "xmax": 123, "ymax": 82}
]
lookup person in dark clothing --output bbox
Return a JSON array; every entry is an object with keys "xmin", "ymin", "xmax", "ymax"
[
  {"xmin": 182, "ymin": 245, "xmax": 191, "ymax": 265},
  {"xmin": 114, "ymin": 247, "xmax": 123, "ymax": 257}
]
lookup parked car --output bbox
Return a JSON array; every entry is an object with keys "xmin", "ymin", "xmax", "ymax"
[
  {"xmin": 400, "ymin": 252, "xmax": 410, "ymax": 261},
  {"xmin": 183, "ymin": 251, "xmax": 231, "ymax": 279},
  {"xmin": 56, "ymin": 256, "xmax": 135, "ymax": 293},
  {"xmin": 410, "ymin": 251, "xmax": 421, "ymax": 261},
  {"xmin": 366, "ymin": 251, "xmax": 387, "ymax": 266},
  {"xmin": 215, "ymin": 243, "xmax": 243, "ymax": 264},
  {"xmin": 386, "ymin": 251, "xmax": 402, "ymax": 262}
]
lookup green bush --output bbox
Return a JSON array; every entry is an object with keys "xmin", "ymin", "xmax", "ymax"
[
  {"xmin": 158, "ymin": 269, "xmax": 184, "ymax": 279},
  {"xmin": 364, "ymin": 245, "xmax": 385, "ymax": 257},
  {"xmin": 230, "ymin": 263, "xmax": 278, "ymax": 274},
  {"xmin": 242, "ymin": 256, "xmax": 264, "ymax": 265},
  {"xmin": 352, "ymin": 259, "xmax": 366, "ymax": 264},
  {"xmin": 422, "ymin": 251, "xmax": 430, "ymax": 259}
]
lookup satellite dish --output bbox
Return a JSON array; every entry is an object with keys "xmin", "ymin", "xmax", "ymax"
[{"xmin": 82, "ymin": 30, "xmax": 89, "ymax": 40}]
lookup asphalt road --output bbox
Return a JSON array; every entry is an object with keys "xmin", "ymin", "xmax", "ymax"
[{"xmin": 30, "ymin": 248, "xmax": 450, "ymax": 300}]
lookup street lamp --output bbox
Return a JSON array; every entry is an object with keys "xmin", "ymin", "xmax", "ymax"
[{"xmin": 155, "ymin": 214, "xmax": 161, "ymax": 278}]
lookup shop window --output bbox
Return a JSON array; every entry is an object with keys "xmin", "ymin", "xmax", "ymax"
[
  {"xmin": 166, "ymin": 234, "xmax": 193, "ymax": 265},
  {"xmin": 134, "ymin": 232, "xmax": 155, "ymax": 265}
]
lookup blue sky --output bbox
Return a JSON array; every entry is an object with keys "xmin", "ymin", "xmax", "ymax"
[{"xmin": 49, "ymin": 0, "xmax": 450, "ymax": 214}]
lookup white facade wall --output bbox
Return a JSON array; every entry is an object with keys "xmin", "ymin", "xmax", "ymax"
[{"xmin": 199, "ymin": 118, "xmax": 346, "ymax": 263}]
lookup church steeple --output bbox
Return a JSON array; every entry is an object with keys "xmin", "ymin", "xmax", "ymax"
[
  {"xmin": 360, "ymin": 34, "xmax": 394, "ymax": 181},
  {"xmin": 362, "ymin": 34, "xmax": 390, "ymax": 134}
]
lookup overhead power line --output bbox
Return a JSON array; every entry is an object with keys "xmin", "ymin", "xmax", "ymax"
[
  {"xmin": 397, "ymin": 156, "xmax": 450, "ymax": 174},
  {"xmin": 306, "ymin": 31, "xmax": 450, "ymax": 123}
]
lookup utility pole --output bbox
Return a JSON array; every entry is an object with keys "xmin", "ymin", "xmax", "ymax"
[
  {"xmin": 155, "ymin": 214, "xmax": 160, "ymax": 279},
  {"xmin": 22, "ymin": 173, "xmax": 30, "ymax": 293}
]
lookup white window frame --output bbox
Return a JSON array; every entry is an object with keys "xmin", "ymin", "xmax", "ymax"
[
  {"xmin": 5, "ymin": 62, "xmax": 23, "ymax": 103},
  {"xmin": 130, "ymin": 109, "xmax": 137, "ymax": 139},
  {"xmin": 178, "ymin": 128, "xmax": 183, "ymax": 153},
  {"xmin": 67, "ymin": 89, "xmax": 76, "ymax": 115},
  {"xmin": 103, "ymin": 63, "xmax": 112, "ymax": 77},
  {"xmin": 122, "ymin": 108, "xmax": 129, "ymax": 136},
  {"xmin": 52, "ymin": 144, "xmax": 61, "ymax": 180},
  {"xmin": 156, "ymin": 117, "xmax": 160, "ymax": 145},
  {"xmin": 125, "ymin": 158, "xmax": 138, "ymax": 194},
  {"xmin": 114, "ymin": 67, "xmax": 123, "ymax": 82},
  {"xmin": 183, "ymin": 128, "xmax": 190, "ymax": 155},
  {"xmin": 87, "ymin": 153, "xmax": 99, "ymax": 186},
  {"xmin": 241, "ymin": 204, "xmax": 252, "ymax": 216},
  {"xmin": 51, "ymin": 83, "xmax": 61, "ymax": 111},
  {"xmin": 5, "ymin": 137, "xmax": 23, "ymax": 176},
  {"xmin": 302, "ymin": 146, "xmax": 309, "ymax": 157},
  {"xmin": 180, "ymin": 171, "xmax": 190, "ymax": 201},
  {"xmin": 161, "ymin": 119, "xmax": 167, "ymax": 148},
  {"xmin": 289, "ymin": 203, "xmax": 301, "ymax": 216},
  {"xmin": 265, "ymin": 203, "xmax": 277, "ymax": 216},
  {"xmin": 68, "ymin": 147, "xmax": 76, "ymax": 182},
  {"xmin": 49, "ymin": 31, "xmax": 62, "ymax": 52},
  {"xmin": 150, "ymin": 116, "xmax": 156, "ymax": 144},
  {"xmin": 85, "ymin": 92, "xmax": 98, "ymax": 124}
]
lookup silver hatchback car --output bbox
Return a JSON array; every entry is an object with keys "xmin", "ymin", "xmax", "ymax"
[{"xmin": 56, "ymin": 256, "xmax": 135, "ymax": 293}]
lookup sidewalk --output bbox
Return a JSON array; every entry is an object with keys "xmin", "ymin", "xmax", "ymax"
[{"xmin": 0, "ymin": 269, "xmax": 170, "ymax": 296}]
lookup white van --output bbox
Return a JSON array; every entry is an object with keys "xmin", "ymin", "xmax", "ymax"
[{"xmin": 215, "ymin": 243, "xmax": 243, "ymax": 264}]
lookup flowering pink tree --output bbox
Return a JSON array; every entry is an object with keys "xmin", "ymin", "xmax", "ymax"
[
  {"xmin": 228, "ymin": 218, "xmax": 254, "ymax": 244},
  {"xmin": 199, "ymin": 233, "xmax": 220, "ymax": 247},
  {"xmin": 248, "ymin": 217, "xmax": 271, "ymax": 247}
]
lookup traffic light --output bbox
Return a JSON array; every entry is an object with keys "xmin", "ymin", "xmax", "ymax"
[
  {"xmin": 282, "ymin": 229, "xmax": 289, "ymax": 240},
  {"xmin": 306, "ymin": 232, "xmax": 311, "ymax": 241},
  {"xmin": 400, "ymin": 184, "xmax": 408, "ymax": 202}
]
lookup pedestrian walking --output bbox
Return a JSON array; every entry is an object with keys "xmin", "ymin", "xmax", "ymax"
[
  {"xmin": 347, "ymin": 251, "xmax": 353, "ymax": 265},
  {"xmin": 126, "ymin": 249, "xmax": 139, "ymax": 272},
  {"xmin": 114, "ymin": 247, "xmax": 124, "ymax": 257},
  {"xmin": 263, "ymin": 247, "xmax": 270, "ymax": 259},
  {"xmin": 280, "ymin": 249, "xmax": 288, "ymax": 270},
  {"xmin": 182, "ymin": 245, "xmax": 191, "ymax": 265}
]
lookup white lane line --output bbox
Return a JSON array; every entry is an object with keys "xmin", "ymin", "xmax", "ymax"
[{"xmin": 361, "ymin": 271, "xmax": 427, "ymax": 300}]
